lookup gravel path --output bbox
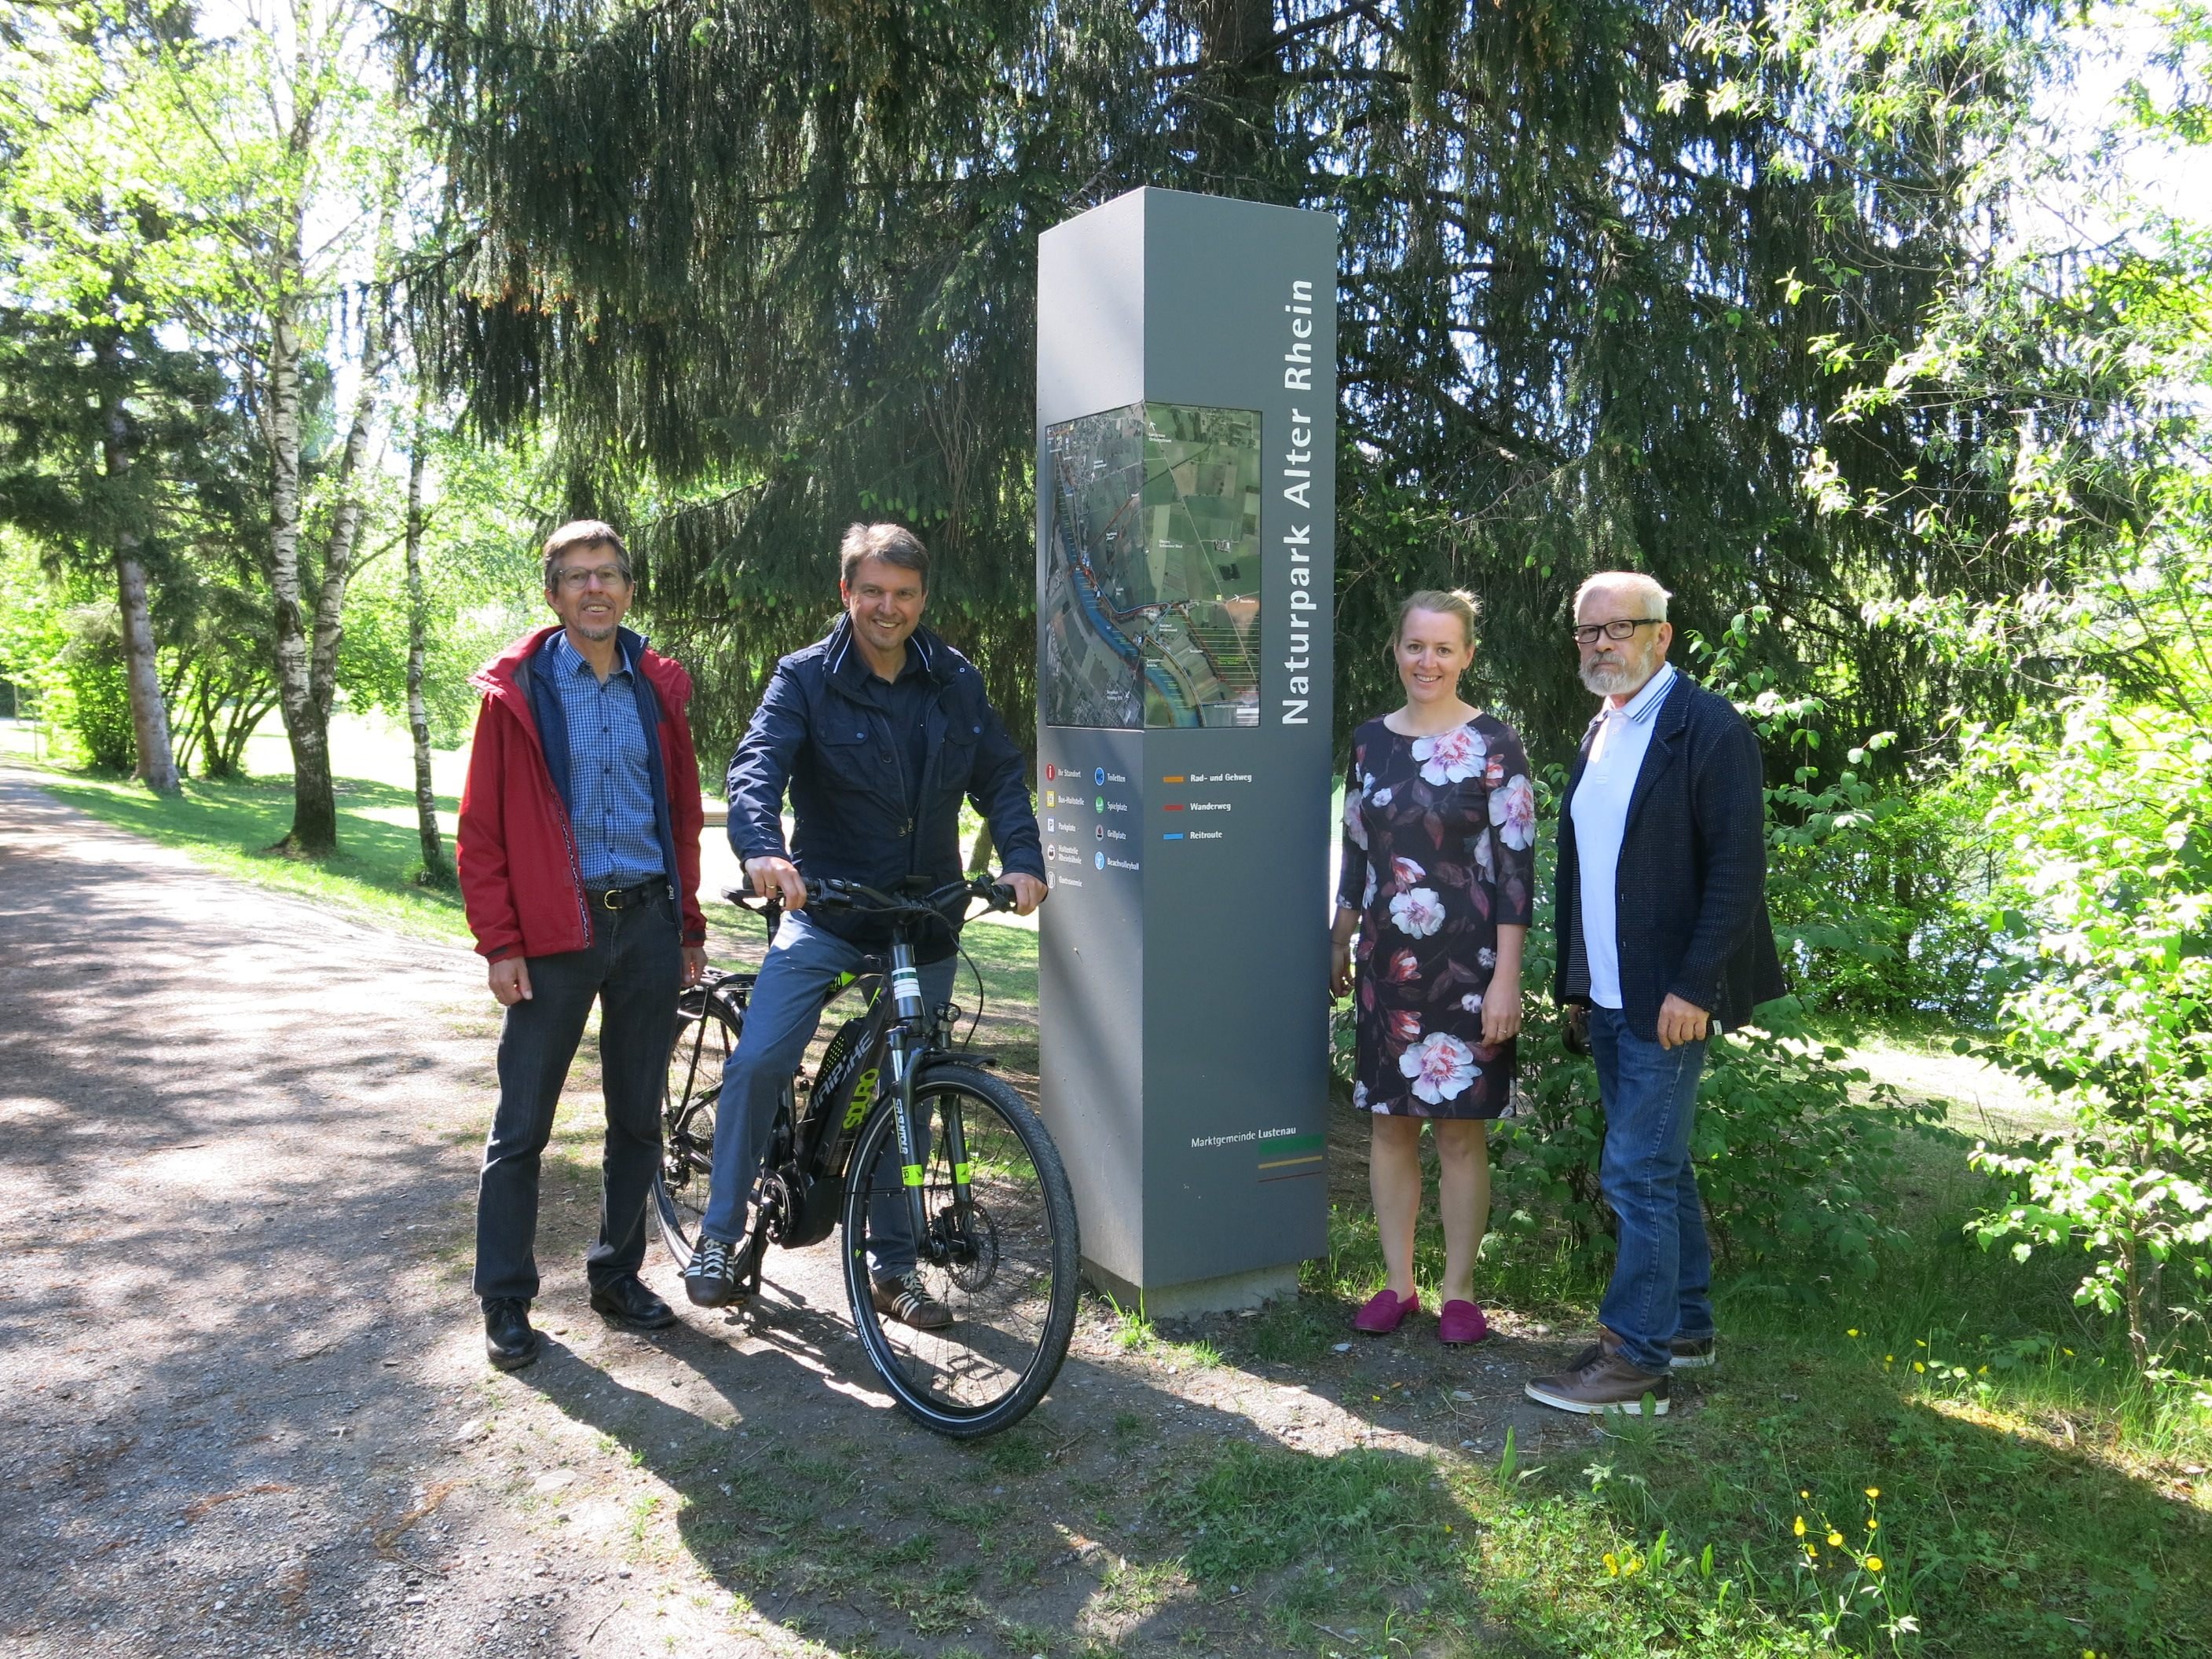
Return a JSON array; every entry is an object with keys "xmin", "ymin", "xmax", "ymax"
[{"xmin": 0, "ymin": 770, "xmax": 1602, "ymax": 1659}]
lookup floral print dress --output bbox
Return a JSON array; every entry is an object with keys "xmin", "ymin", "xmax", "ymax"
[{"xmin": 1338, "ymin": 714, "xmax": 1537, "ymax": 1118}]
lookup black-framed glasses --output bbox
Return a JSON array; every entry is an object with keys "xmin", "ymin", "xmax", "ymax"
[
  {"xmin": 555, "ymin": 565, "xmax": 631, "ymax": 591},
  {"xmin": 1569, "ymin": 617, "xmax": 1662, "ymax": 646}
]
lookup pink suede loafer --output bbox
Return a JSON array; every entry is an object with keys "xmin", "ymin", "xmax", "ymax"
[
  {"xmin": 1353, "ymin": 1288, "xmax": 1419, "ymax": 1335},
  {"xmin": 1438, "ymin": 1299, "xmax": 1491, "ymax": 1346}
]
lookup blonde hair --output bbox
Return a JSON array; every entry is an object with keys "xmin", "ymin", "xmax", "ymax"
[{"xmin": 1395, "ymin": 588, "xmax": 1480, "ymax": 648}]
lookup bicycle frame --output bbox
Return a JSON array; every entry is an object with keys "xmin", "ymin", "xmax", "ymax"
[{"xmin": 753, "ymin": 884, "xmax": 998, "ymax": 1269}]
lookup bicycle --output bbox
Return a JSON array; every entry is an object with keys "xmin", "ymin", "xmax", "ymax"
[{"xmin": 653, "ymin": 873, "xmax": 1080, "ymax": 1438}]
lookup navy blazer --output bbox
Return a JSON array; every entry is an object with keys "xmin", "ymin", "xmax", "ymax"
[
  {"xmin": 726, "ymin": 616, "xmax": 1043, "ymax": 955},
  {"xmin": 1552, "ymin": 671, "xmax": 1787, "ymax": 1040}
]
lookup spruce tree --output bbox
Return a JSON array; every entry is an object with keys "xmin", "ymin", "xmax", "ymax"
[{"xmin": 394, "ymin": 0, "xmax": 2064, "ymax": 762}]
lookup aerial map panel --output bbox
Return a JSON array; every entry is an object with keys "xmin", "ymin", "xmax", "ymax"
[{"xmin": 1042, "ymin": 402, "xmax": 1262, "ymax": 729}]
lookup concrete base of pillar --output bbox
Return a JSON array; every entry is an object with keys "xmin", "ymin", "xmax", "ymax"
[{"xmin": 1080, "ymin": 1258, "xmax": 1303, "ymax": 1318}]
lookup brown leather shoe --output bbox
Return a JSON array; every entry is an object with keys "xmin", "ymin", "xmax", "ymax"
[
  {"xmin": 1669, "ymin": 1333, "xmax": 1717, "ymax": 1370},
  {"xmin": 871, "ymin": 1269, "xmax": 953, "ymax": 1331},
  {"xmin": 1524, "ymin": 1350, "xmax": 1670, "ymax": 1415}
]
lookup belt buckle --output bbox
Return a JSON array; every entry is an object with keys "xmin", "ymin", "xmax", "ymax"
[{"xmin": 601, "ymin": 887, "xmax": 623, "ymax": 911}]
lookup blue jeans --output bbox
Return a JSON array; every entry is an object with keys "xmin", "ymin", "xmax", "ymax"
[
  {"xmin": 701, "ymin": 910, "xmax": 955, "ymax": 1280},
  {"xmin": 1589, "ymin": 1005, "xmax": 1716, "ymax": 1375}
]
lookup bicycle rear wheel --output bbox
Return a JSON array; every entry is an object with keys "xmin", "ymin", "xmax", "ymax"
[
  {"xmin": 653, "ymin": 976, "xmax": 742, "ymax": 1272},
  {"xmin": 841, "ymin": 1065, "xmax": 1079, "ymax": 1438}
]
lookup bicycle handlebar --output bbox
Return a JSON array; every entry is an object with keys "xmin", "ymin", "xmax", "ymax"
[{"xmin": 721, "ymin": 873, "xmax": 1018, "ymax": 923}]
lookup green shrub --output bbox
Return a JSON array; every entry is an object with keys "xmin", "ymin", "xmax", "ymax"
[
  {"xmin": 62, "ymin": 643, "xmax": 134, "ymax": 771},
  {"xmin": 1965, "ymin": 697, "xmax": 2212, "ymax": 1375}
]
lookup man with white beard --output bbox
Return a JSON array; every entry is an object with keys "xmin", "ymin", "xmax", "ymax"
[{"xmin": 1524, "ymin": 571, "xmax": 1785, "ymax": 1417}]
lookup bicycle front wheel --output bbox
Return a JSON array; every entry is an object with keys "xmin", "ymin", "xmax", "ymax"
[{"xmin": 841, "ymin": 1065, "xmax": 1080, "ymax": 1438}]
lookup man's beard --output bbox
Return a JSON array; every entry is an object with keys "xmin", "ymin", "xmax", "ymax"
[
  {"xmin": 1580, "ymin": 655, "xmax": 1646, "ymax": 697},
  {"xmin": 573, "ymin": 617, "xmax": 617, "ymax": 641}
]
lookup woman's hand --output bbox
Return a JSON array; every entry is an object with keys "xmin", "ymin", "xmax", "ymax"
[
  {"xmin": 1481, "ymin": 966, "xmax": 1522, "ymax": 1047},
  {"xmin": 1329, "ymin": 934, "xmax": 1354, "ymax": 1000}
]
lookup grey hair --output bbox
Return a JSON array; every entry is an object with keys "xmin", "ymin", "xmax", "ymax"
[{"xmin": 1573, "ymin": 570, "xmax": 1671, "ymax": 621}]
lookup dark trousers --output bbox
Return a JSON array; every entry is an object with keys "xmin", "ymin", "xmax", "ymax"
[{"xmin": 473, "ymin": 894, "xmax": 681, "ymax": 1303}]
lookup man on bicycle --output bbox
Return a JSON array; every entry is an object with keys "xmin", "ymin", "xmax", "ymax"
[
  {"xmin": 687, "ymin": 522, "xmax": 1046, "ymax": 1320},
  {"xmin": 460, "ymin": 520, "xmax": 709, "ymax": 1371}
]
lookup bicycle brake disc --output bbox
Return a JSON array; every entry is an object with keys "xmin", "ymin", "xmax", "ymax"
[{"xmin": 937, "ymin": 1203, "xmax": 1000, "ymax": 1293}]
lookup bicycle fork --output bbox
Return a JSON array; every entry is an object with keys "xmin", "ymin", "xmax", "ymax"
[{"xmin": 884, "ymin": 942, "xmax": 978, "ymax": 1265}]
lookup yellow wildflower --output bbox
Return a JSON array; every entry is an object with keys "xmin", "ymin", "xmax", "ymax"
[
  {"xmin": 1603, "ymin": 1552, "xmax": 1620, "ymax": 1577},
  {"xmin": 1865, "ymin": 1487, "xmax": 1880, "ymax": 1499},
  {"xmin": 1847, "ymin": 1328, "xmax": 1860, "ymax": 1337},
  {"xmin": 1827, "ymin": 1530, "xmax": 1844, "ymax": 1547},
  {"xmin": 1867, "ymin": 1519, "xmax": 1880, "ymax": 1532},
  {"xmin": 1914, "ymin": 1361, "xmax": 1927, "ymax": 1373},
  {"xmin": 1794, "ymin": 1516, "xmax": 1807, "ymax": 1536},
  {"xmin": 1866, "ymin": 1555, "xmax": 1884, "ymax": 1572}
]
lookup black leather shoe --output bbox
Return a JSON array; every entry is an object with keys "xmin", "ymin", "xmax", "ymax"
[
  {"xmin": 589, "ymin": 1275, "xmax": 677, "ymax": 1331},
  {"xmin": 483, "ymin": 1298, "xmax": 543, "ymax": 1372}
]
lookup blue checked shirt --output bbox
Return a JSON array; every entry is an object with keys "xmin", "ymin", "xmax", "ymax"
[{"xmin": 547, "ymin": 631, "xmax": 665, "ymax": 887}]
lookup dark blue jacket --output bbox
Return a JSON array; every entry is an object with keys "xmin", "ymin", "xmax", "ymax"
[
  {"xmin": 727, "ymin": 617, "xmax": 1044, "ymax": 954},
  {"xmin": 1553, "ymin": 671, "xmax": 1787, "ymax": 1040}
]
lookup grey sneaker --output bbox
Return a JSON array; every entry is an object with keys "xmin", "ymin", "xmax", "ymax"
[
  {"xmin": 683, "ymin": 1236, "xmax": 753, "ymax": 1308},
  {"xmin": 1524, "ymin": 1352, "xmax": 1671, "ymax": 1415},
  {"xmin": 871, "ymin": 1269, "xmax": 952, "ymax": 1331},
  {"xmin": 1670, "ymin": 1333, "xmax": 1717, "ymax": 1370}
]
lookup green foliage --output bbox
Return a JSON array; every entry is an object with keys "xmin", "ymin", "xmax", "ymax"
[
  {"xmin": 1967, "ymin": 697, "xmax": 2212, "ymax": 1369},
  {"xmin": 394, "ymin": 0, "xmax": 2076, "ymax": 770},
  {"xmin": 62, "ymin": 639, "xmax": 133, "ymax": 771}
]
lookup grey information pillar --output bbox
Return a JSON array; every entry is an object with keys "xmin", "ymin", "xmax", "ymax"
[{"xmin": 1034, "ymin": 188, "xmax": 1337, "ymax": 1314}]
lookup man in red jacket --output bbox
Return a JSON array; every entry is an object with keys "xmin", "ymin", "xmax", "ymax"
[{"xmin": 458, "ymin": 520, "xmax": 708, "ymax": 1370}]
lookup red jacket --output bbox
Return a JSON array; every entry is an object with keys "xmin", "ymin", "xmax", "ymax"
[{"xmin": 458, "ymin": 624, "xmax": 708, "ymax": 962}]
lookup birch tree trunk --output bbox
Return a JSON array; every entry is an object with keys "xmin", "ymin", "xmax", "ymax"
[
  {"xmin": 95, "ymin": 334, "xmax": 179, "ymax": 795},
  {"xmin": 263, "ymin": 215, "xmax": 336, "ymax": 854},
  {"xmin": 307, "ymin": 294, "xmax": 384, "ymax": 720},
  {"xmin": 403, "ymin": 408, "xmax": 449, "ymax": 881},
  {"xmin": 111, "ymin": 549, "xmax": 178, "ymax": 793}
]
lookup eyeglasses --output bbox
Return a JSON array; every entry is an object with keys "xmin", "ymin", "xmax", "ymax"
[
  {"xmin": 1569, "ymin": 617, "xmax": 1662, "ymax": 646},
  {"xmin": 555, "ymin": 566, "xmax": 631, "ymax": 591}
]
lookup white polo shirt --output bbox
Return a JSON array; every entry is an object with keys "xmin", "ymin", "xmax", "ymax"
[{"xmin": 1570, "ymin": 661, "xmax": 1676, "ymax": 1009}]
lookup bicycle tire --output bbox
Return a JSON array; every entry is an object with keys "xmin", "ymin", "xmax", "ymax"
[
  {"xmin": 653, "ymin": 980, "xmax": 744, "ymax": 1272},
  {"xmin": 840, "ymin": 1064, "xmax": 1079, "ymax": 1438}
]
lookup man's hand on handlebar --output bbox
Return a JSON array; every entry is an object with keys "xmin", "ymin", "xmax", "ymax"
[
  {"xmin": 1002, "ymin": 871, "xmax": 1047, "ymax": 917},
  {"xmin": 744, "ymin": 854, "xmax": 808, "ymax": 911}
]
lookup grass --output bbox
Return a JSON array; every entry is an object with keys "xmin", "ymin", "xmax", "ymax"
[
  {"xmin": 1227, "ymin": 1100, "xmax": 2212, "ymax": 1657},
  {"xmin": 42, "ymin": 767, "xmax": 477, "ymax": 943}
]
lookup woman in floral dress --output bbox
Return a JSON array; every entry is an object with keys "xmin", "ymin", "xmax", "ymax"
[{"xmin": 1328, "ymin": 590, "xmax": 1536, "ymax": 1345}]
